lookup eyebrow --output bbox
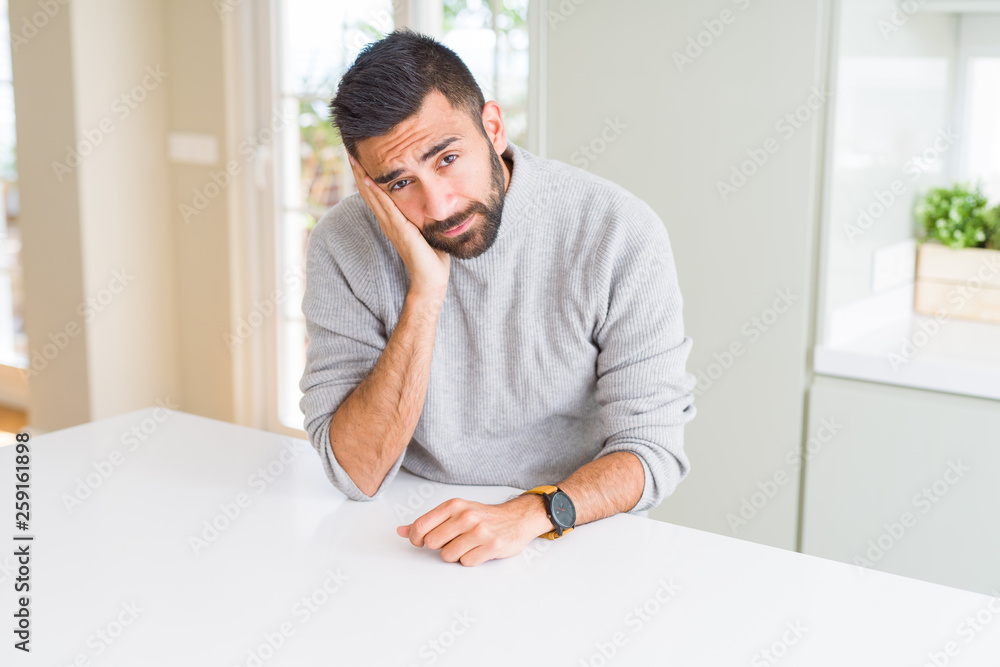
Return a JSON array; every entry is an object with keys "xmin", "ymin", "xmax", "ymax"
[{"xmin": 372, "ymin": 136, "xmax": 461, "ymax": 185}]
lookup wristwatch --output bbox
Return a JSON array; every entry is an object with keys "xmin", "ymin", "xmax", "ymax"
[{"xmin": 521, "ymin": 485, "xmax": 576, "ymax": 539}]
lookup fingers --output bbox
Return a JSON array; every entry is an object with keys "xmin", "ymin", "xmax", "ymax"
[
  {"xmin": 347, "ymin": 151, "xmax": 410, "ymax": 237},
  {"xmin": 403, "ymin": 525, "xmax": 490, "ymax": 566},
  {"xmin": 348, "ymin": 152, "xmax": 385, "ymax": 206},
  {"xmin": 358, "ymin": 173, "xmax": 401, "ymax": 220},
  {"xmin": 407, "ymin": 498, "xmax": 473, "ymax": 548},
  {"xmin": 455, "ymin": 545, "xmax": 492, "ymax": 567},
  {"xmin": 397, "ymin": 498, "xmax": 508, "ymax": 567},
  {"xmin": 347, "ymin": 152, "xmax": 381, "ymax": 210},
  {"xmin": 439, "ymin": 532, "xmax": 488, "ymax": 566},
  {"xmin": 407, "ymin": 501, "xmax": 451, "ymax": 547},
  {"xmin": 422, "ymin": 514, "xmax": 476, "ymax": 551}
]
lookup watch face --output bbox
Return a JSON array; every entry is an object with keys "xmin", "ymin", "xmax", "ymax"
[{"xmin": 550, "ymin": 491, "xmax": 576, "ymax": 528}]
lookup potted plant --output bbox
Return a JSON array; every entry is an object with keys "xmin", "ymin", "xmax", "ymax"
[{"xmin": 913, "ymin": 183, "xmax": 1000, "ymax": 323}]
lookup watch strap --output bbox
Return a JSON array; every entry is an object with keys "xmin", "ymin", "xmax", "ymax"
[
  {"xmin": 539, "ymin": 526, "xmax": 573, "ymax": 540},
  {"xmin": 521, "ymin": 485, "xmax": 572, "ymax": 539}
]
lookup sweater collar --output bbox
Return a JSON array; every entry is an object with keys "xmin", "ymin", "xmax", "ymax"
[{"xmin": 494, "ymin": 140, "xmax": 539, "ymax": 242}]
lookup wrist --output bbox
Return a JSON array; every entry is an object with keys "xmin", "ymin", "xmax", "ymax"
[
  {"xmin": 506, "ymin": 492, "xmax": 555, "ymax": 537},
  {"xmin": 406, "ymin": 289, "xmax": 445, "ymax": 313}
]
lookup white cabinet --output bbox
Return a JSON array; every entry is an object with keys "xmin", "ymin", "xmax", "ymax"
[{"xmin": 802, "ymin": 374, "xmax": 1000, "ymax": 595}]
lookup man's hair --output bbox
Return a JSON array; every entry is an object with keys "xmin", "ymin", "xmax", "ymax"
[{"xmin": 329, "ymin": 30, "xmax": 487, "ymax": 160}]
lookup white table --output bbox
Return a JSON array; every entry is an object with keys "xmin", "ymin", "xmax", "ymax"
[{"xmin": 2, "ymin": 408, "xmax": 998, "ymax": 666}]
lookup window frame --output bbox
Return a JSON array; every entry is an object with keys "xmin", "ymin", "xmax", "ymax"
[{"xmin": 951, "ymin": 12, "xmax": 1000, "ymax": 193}]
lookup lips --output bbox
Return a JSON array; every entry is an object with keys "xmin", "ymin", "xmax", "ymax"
[{"xmin": 443, "ymin": 214, "xmax": 474, "ymax": 237}]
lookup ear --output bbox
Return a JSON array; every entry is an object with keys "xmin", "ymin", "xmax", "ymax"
[{"xmin": 481, "ymin": 100, "xmax": 508, "ymax": 156}]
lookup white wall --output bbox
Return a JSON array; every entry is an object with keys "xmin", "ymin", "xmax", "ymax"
[
  {"xmin": 69, "ymin": 0, "xmax": 180, "ymax": 420},
  {"xmin": 11, "ymin": 0, "xmax": 236, "ymax": 432},
  {"xmin": 545, "ymin": 0, "xmax": 829, "ymax": 549},
  {"xmin": 164, "ymin": 0, "xmax": 236, "ymax": 424}
]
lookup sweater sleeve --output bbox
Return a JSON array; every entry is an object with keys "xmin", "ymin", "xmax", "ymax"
[
  {"xmin": 590, "ymin": 196, "xmax": 696, "ymax": 514},
  {"xmin": 298, "ymin": 217, "xmax": 407, "ymax": 501}
]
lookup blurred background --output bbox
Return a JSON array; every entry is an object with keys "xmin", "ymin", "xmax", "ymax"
[{"xmin": 3, "ymin": 0, "xmax": 999, "ymax": 595}]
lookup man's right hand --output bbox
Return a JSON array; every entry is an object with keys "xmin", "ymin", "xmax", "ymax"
[{"xmin": 348, "ymin": 152, "xmax": 451, "ymax": 304}]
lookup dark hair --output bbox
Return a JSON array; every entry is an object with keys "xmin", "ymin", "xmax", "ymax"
[{"xmin": 329, "ymin": 29, "xmax": 487, "ymax": 160}]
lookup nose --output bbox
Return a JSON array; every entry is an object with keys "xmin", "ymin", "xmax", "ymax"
[{"xmin": 421, "ymin": 181, "xmax": 460, "ymax": 226}]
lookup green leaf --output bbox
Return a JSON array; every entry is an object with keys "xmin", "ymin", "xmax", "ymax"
[{"xmin": 914, "ymin": 183, "xmax": 992, "ymax": 249}]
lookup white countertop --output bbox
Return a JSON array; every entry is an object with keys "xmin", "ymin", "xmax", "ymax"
[
  {"xmin": 816, "ymin": 313, "xmax": 1000, "ymax": 401},
  {"xmin": 2, "ymin": 407, "xmax": 998, "ymax": 665}
]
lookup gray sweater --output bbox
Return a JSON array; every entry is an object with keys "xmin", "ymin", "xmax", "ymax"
[{"xmin": 298, "ymin": 141, "xmax": 695, "ymax": 513}]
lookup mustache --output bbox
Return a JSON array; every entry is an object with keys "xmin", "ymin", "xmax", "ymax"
[
  {"xmin": 427, "ymin": 146, "xmax": 506, "ymax": 239},
  {"xmin": 434, "ymin": 201, "xmax": 491, "ymax": 234}
]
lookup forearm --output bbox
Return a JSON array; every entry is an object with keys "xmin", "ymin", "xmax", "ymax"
[
  {"xmin": 557, "ymin": 451, "xmax": 645, "ymax": 526},
  {"xmin": 504, "ymin": 450, "xmax": 646, "ymax": 536},
  {"xmin": 328, "ymin": 291, "xmax": 443, "ymax": 497}
]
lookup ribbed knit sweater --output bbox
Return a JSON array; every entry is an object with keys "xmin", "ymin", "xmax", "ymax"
[{"xmin": 298, "ymin": 141, "xmax": 696, "ymax": 514}]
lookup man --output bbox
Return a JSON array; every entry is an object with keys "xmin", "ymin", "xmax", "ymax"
[{"xmin": 299, "ymin": 30, "xmax": 695, "ymax": 567}]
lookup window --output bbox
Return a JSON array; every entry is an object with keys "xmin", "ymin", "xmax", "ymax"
[
  {"xmin": 0, "ymin": 0, "xmax": 25, "ymax": 371},
  {"xmin": 267, "ymin": 0, "xmax": 533, "ymax": 432},
  {"xmin": 272, "ymin": 0, "xmax": 397, "ymax": 429},
  {"xmin": 960, "ymin": 58, "xmax": 1000, "ymax": 199},
  {"xmin": 441, "ymin": 0, "xmax": 530, "ymax": 148},
  {"xmin": 813, "ymin": 4, "xmax": 1000, "ymax": 401},
  {"xmin": 954, "ymin": 14, "xmax": 1000, "ymax": 201}
]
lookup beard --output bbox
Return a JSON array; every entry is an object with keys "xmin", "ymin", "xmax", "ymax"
[{"xmin": 421, "ymin": 143, "xmax": 506, "ymax": 260}]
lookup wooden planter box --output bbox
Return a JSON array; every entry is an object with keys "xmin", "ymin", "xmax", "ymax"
[{"xmin": 914, "ymin": 243, "xmax": 1000, "ymax": 323}]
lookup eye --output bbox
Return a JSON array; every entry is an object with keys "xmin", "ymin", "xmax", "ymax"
[{"xmin": 388, "ymin": 154, "xmax": 456, "ymax": 192}]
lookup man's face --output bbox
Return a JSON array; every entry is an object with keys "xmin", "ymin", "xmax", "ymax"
[{"xmin": 355, "ymin": 90, "xmax": 508, "ymax": 260}]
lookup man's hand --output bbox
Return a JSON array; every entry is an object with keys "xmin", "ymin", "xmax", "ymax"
[
  {"xmin": 397, "ymin": 494, "xmax": 554, "ymax": 567},
  {"xmin": 348, "ymin": 152, "xmax": 451, "ymax": 303}
]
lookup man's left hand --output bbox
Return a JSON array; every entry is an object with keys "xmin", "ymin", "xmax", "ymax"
[{"xmin": 397, "ymin": 494, "xmax": 553, "ymax": 567}]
